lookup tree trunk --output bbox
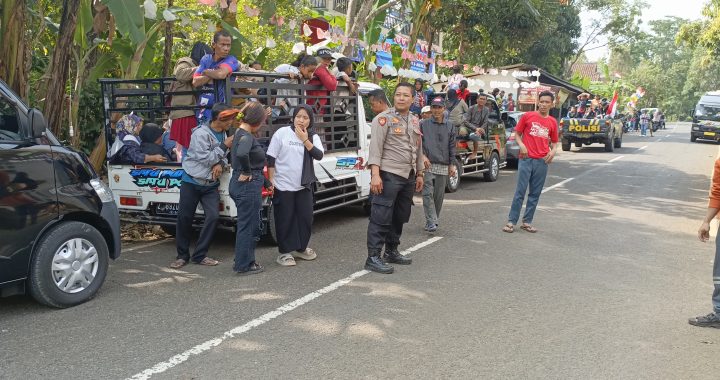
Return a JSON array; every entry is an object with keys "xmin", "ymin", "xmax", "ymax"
[
  {"xmin": 162, "ymin": 0, "xmax": 174, "ymax": 77},
  {"xmin": 0, "ymin": 0, "xmax": 29, "ymax": 100},
  {"xmin": 43, "ymin": 0, "xmax": 81, "ymax": 137}
]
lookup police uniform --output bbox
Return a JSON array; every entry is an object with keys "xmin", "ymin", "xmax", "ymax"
[{"xmin": 365, "ymin": 107, "xmax": 424, "ymax": 273}]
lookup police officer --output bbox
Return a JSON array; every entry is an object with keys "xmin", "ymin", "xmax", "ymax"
[{"xmin": 365, "ymin": 83, "xmax": 425, "ymax": 274}]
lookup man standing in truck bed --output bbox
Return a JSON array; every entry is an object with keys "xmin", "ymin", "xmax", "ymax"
[
  {"xmin": 192, "ymin": 30, "xmax": 239, "ymax": 124},
  {"xmin": 365, "ymin": 83, "xmax": 425, "ymax": 274}
]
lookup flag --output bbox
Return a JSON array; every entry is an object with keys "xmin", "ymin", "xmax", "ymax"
[{"xmin": 608, "ymin": 90, "xmax": 619, "ymax": 117}]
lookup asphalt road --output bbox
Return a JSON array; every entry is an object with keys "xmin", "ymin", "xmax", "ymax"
[{"xmin": 2, "ymin": 122, "xmax": 720, "ymax": 380}]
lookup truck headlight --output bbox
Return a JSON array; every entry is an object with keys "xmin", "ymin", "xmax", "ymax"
[{"xmin": 90, "ymin": 178, "xmax": 114, "ymax": 203}]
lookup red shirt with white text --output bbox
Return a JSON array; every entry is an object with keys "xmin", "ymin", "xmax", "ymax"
[{"xmin": 515, "ymin": 111, "xmax": 558, "ymax": 159}]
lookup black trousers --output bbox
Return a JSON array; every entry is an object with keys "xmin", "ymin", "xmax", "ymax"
[
  {"xmin": 175, "ymin": 181, "xmax": 220, "ymax": 262},
  {"xmin": 367, "ymin": 170, "xmax": 415, "ymax": 253},
  {"xmin": 272, "ymin": 187, "xmax": 314, "ymax": 254}
]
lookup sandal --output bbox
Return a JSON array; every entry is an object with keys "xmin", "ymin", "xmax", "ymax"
[
  {"xmin": 276, "ymin": 253, "xmax": 296, "ymax": 267},
  {"xmin": 169, "ymin": 258, "xmax": 187, "ymax": 269},
  {"xmin": 520, "ymin": 224, "xmax": 538, "ymax": 233},
  {"xmin": 237, "ymin": 262, "xmax": 264, "ymax": 276},
  {"xmin": 502, "ymin": 223, "xmax": 514, "ymax": 233},
  {"xmin": 194, "ymin": 257, "xmax": 220, "ymax": 266},
  {"xmin": 292, "ymin": 248, "xmax": 317, "ymax": 261}
]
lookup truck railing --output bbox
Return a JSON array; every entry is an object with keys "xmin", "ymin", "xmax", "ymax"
[{"xmin": 100, "ymin": 72, "xmax": 360, "ymax": 157}]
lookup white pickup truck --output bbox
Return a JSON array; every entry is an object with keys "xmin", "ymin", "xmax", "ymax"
[{"xmin": 101, "ymin": 74, "xmax": 379, "ymax": 243}]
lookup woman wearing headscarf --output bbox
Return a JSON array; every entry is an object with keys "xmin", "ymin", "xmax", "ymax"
[
  {"xmin": 266, "ymin": 105, "xmax": 324, "ymax": 267},
  {"xmin": 230, "ymin": 102, "xmax": 270, "ymax": 275},
  {"xmin": 169, "ymin": 42, "xmax": 213, "ymax": 160},
  {"xmin": 110, "ymin": 114, "xmax": 167, "ymax": 164}
]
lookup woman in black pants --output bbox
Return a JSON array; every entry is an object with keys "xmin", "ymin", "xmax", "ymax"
[
  {"xmin": 266, "ymin": 105, "xmax": 324, "ymax": 267},
  {"xmin": 229, "ymin": 102, "xmax": 270, "ymax": 275}
]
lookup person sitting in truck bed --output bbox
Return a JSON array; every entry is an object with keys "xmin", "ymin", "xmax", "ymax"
[
  {"xmin": 273, "ymin": 53, "xmax": 318, "ymax": 116},
  {"xmin": 459, "ymin": 93, "xmax": 487, "ymax": 160},
  {"xmin": 139, "ymin": 123, "xmax": 175, "ymax": 162},
  {"xmin": 110, "ymin": 114, "xmax": 168, "ymax": 165}
]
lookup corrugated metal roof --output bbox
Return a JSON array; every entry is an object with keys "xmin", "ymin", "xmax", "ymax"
[{"xmin": 570, "ymin": 63, "xmax": 601, "ymax": 82}]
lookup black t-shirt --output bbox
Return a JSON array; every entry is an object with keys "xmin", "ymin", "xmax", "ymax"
[{"xmin": 231, "ymin": 128, "xmax": 266, "ymax": 175}]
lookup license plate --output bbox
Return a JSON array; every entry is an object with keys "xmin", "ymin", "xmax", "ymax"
[
  {"xmin": 576, "ymin": 133, "xmax": 594, "ymax": 138},
  {"xmin": 156, "ymin": 203, "xmax": 179, "ymax": 216},
  {"xmin": 705, "ymin": 132, "xmax": 716, "ymax": 136}
]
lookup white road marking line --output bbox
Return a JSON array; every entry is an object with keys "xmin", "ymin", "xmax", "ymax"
[
  {"xmin": 122, "ymin": 239, "xmax": 170, "ymax": 253},
  {"xmin": 127, "ymin": 236, "xmax": 444, "ymax": 380},
  {"xmin": 666, "ymin": 135, "xmax": 671, "ymax": 138},
  {"xmin": 608, "ymin": 155, "xmax": 625, "ymax": 163},
  {"xmin": 639, "ymin": 145, "xmax": 648, "ymax": 150},
  {"xmin": 542, "ymin": 177, "xmax": 574, "ymax": 194}
]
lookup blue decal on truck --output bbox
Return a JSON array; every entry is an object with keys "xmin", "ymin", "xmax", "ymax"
[
  {"xmin": 129, "ymin": 168, "xmax": 184, "ymax": 189},
  {"xmin": 336, "ymin": 157, "xmax": 364, "ymax": 170}
]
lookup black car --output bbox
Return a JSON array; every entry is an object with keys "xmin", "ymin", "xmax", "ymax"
[{"xmin": 0, "ymin": 80, "xmax": 120, "ymax": 308}]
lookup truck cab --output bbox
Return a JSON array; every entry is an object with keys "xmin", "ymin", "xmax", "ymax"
[
  {"xmin": 0, "ymin": 80, "xmax": 120, "ymax": 307},
  {"xmin": 691, "ymin": 92, "xmax": 720, "ymax": 142}
]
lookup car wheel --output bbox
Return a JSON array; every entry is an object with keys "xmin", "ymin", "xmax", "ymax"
[
  {"xmin": 28, "ymin": 221, "xmax": 109, "ymax": 308},
  {"xmin": 261, "ymin": 203, "xmax": 278, "ymax": 245},
  {"xmin": 446, "ymin": 160, "xmax": 462, "ymax": 193},
  {"xmin": 561, "ymin": 138, "xmax": 571, "ymax": 151},
  {"xmin": 614, "ymin": 136, "xmax": 622, "ymax": 148},
  {"xmin": 691, "ymin": 134, "xmax": 697, "ymax": 142},
  {"xmin": 604, "ymin": 134, "xmax": 615, "ymax": 152},
  {"xmin": 484, "ymin": 152, "xmax": 500, "ymax": 182}
]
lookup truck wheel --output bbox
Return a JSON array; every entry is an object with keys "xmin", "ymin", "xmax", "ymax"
[
  {"xmin": 614, "ymin": 136, "xmax": 622, "ymax": 148},
  {"xmin": 483, "ymin": 152, "xmax": 500, "ymax": 182},
  {"xmin": 604, "ymin": 135, "xmax": 615, "ymax": 152},
  {"xmin": 261, "ymin": 204, "xmax": 278, "ymax": 245},
  {"xmin": 160, "ymin": 225, "xmax": 177, "ymax": 237},
  {"xmin": 561, "ymin": 138, "xmax": 571, "ymax": 151},
  {"xmin": 446, "ymin": 160, "xmax": 462, "ymax": 193},
  {"xmin": 362, "ymin": 201, "xmax": 372, "ymax": 216},
  {"xmin": 28, "ymin": 221, "xmax": 110, "ymax": 308},
  {"xmin": 691, "ymin": 134, "xmax": 697, "ymax": 142}
]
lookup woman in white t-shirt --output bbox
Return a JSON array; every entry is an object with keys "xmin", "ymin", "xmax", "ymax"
[{"xmin": 267, "ymin": 105, "xmax": 325, "ymax": 266}]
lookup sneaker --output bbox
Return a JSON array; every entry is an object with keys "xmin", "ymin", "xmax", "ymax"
[
  {"xmin": 236, "ymin": 262, "xmax": 264, "ymax": 276},
  {"xmin": 424, "ymin": 222, "xmax": 438, "ymax": 233},
  {"xmin": 689, "ymin": 312, "xmax": 720, "ymax": 328},
  {"xmin": 292, "ymin": 248, "xmax": 317, "ymax": 261},
  {"xmin": 276, "ymin": 253, "xmax": 296, "ymax": 267}
]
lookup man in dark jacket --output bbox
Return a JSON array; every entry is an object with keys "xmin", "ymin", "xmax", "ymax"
[{"xmin": 421, "ymin": 97, "xmax": 457, "ymax": 232}]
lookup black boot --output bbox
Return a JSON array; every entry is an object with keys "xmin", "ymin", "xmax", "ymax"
[
  {"xmin": 365, "ymin": 250, "xmax": 394, "ymax": 274},
  {"xmin": 384, "ymin": 246, "xmax": 412, "ymax": 265}
]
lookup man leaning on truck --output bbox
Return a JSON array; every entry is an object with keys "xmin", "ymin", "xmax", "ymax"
[{"xmin": 170, "ymin": 103, "xmax": 236, "ymax": 269}]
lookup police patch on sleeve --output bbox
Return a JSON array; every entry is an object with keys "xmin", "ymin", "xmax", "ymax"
[{"xmin": 379, "ymin": 117, "xmax": 387, "ymax": 126}]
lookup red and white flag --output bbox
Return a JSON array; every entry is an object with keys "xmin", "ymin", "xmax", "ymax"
[{"xmin": 608, "ymin": 90, "xmax": 619, "ymax": 117}]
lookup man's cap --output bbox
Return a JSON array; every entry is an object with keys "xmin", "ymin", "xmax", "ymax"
[
  {"xmin": 316, "ymin": 48, "xmax": 333, "ymax": 58},
  {"xmin": 218, "ymin": 108, "xmax": 240, "ymax": 120},
  {"xmin": 421, "ymin": 105, "xmax": 431, "ymax": 113},
  {"xmin": 431, "ymin": 97, "xmax": 446, "ymax": 107}
]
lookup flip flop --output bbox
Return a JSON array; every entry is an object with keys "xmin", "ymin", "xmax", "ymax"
[
  {"xmin": 520, "ymin": 224, "xmax": 538, "ymax": 233},
  {"xmin": 502, "ymin": 223, "xmax": 514, "ymax": 233},
  {"xmin": 169, "ymin": 259, "xmax": 187, "ymax": 269}
]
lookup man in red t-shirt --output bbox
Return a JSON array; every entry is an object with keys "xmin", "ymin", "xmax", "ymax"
[
  {"xmin": 456, "ymin": 80, "xmax": 470, "ymax": 102},
  {"xmin": 503, "ymin": 90, "xmax": 559, "ymax": 233}
]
